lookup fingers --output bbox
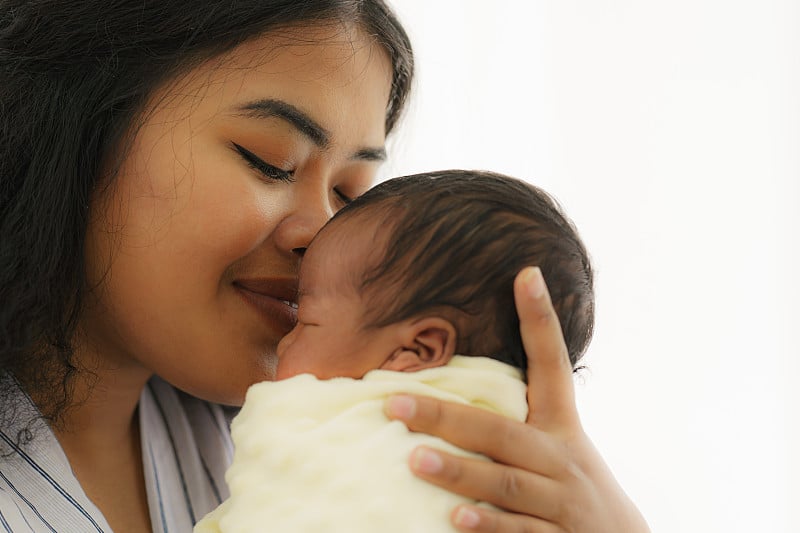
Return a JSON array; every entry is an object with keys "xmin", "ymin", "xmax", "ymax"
[
  {"xmin": 384, "ymin": 393, "xmax": 642, "ymax": 533},
  {"xmin": 385, "ymin": 395, "xmax": 564, "ymax": 476},
  {"xmin": 452, "ymin": 505, "xmax": 566, "ymax": 533},
  {"xmin": 408, "ymin": 445, "xmax": 564, "ymax": 518},
  {"xmin": 514, "ymin": 267, "xmax": 578, "ymax": 429}
]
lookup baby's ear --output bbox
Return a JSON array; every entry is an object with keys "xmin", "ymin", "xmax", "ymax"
[{"xmin": 380, "ymin": 317, "xmax": 456, "ymax": 372}]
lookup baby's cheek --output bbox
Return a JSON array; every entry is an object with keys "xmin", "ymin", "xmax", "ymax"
[
  {"xmin": 274, "ymin": 333, "xmax": 304, "ymax": 380},
  {"xmin": 276, "ymin": 326, "xmax": 297, "ymax": 359},
  {"xmin": 272, "ymin": 358, "xmax": 292, "ymax": 380}
]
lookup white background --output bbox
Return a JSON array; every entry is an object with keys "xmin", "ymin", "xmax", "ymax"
[{"xmin": 384, "ymin": 2, "xmax": 799, "ymax": 532}]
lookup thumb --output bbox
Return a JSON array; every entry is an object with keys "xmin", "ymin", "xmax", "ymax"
[{"xmin": 514, "ymin": 266, "xmax": 579, "ymax": 430}]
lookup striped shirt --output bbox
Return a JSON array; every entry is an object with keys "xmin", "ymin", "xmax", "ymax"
[{"xmin": 0, "ymin": 376, "xmax": 235, "ymax": 532}]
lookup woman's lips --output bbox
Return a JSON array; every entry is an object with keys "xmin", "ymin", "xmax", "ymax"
[{"xmin": 233, "ymin": 278, "xmax": 298, "ymax": 332}]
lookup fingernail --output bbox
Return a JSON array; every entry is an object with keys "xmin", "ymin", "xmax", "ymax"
[
  {"xmin": 385, "ymin": 395, "xmax": 416, "ymax": 420},
  {"xmin": 453, "ymin": 506, "xmax": 481, "ymax": 528},
  {"xmin": 525, "ymin": 266, "xmax": 545, "ymax": 299},
  {"xmin": 411, "ymin": 447, "xmax": 443, "ymax": 474}
]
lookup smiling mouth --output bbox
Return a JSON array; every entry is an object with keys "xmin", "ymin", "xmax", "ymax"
[{"xmin": 233, "ymin": 279, "xmax": 298, "ymax": 331}]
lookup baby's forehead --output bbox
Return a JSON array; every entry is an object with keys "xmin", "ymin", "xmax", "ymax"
[{"xmin": 301, "ymin": 212, "xmax": 387, "ymax": 296}]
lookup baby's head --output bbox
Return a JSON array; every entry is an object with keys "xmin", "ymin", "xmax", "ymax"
[{"xmin": 275, "ymin": 170, "xmax": 594, "ymax": 380}]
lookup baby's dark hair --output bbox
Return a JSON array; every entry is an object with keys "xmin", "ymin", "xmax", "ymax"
[{"xmin": 327, "ymin": 170, "xmax": 594, "ymax": 373}]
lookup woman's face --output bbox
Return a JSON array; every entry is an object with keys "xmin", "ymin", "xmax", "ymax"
[{"xmin": 82, "ymin": 26, "xmax": 392, "ymax": 405}]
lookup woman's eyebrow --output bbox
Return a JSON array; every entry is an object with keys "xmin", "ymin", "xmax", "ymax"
[
  {"xmin": 236, "ymin": 98, "xmax": 330, "ymax": 147},
  {"xmin": 234, "ymin": 98, "xmax": 386, "ymax": 162},
  {"xmin": 352, "ymin": 147, "xmax": 386, "ymax": 162}
]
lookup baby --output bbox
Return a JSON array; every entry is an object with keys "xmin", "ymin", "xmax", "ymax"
[{"xmin": 195, "ymin": 170, "xmax": 594, "ymax": 532}]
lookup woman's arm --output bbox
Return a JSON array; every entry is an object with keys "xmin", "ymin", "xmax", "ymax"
[{"xmin": 384, "ymin": 267, "xmax": 650, "ymax": 532}]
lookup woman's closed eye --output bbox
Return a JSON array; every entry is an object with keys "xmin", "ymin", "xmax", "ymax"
[
  {"xmin": 333, "ymin": 187, "xmax": 353, "ymax": 205},
  {"xmin": 232, "ymin": 141, "xmax": 359, "ymax": 206},
  {"xmin": 231, "ymin": 142, "xmax": 295, "ymax": 182}
]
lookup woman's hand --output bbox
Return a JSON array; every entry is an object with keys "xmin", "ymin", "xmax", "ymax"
[{"xmin": 384, "ymin": 267, "xmax": 650, "ymax": 533}]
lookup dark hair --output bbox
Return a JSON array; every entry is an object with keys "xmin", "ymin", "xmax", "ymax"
[
  {"xmin": 0, "ymin": 0, "xmax": 413, "ymax": 427},
  {"xmin": 328, "ymin": 170, "xmax": 594, "ymax": 372}
]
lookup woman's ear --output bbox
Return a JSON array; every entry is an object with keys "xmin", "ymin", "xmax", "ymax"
[{"xmin": 380, "ymin": 316, "xmax": 457, "ymax": 372}]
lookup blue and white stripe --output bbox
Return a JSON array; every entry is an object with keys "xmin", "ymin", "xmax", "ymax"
[{"xmin": 0, "ymin": 376, "xmax": 234, "ymax": 532}]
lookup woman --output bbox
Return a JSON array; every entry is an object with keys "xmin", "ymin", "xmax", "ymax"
[{"xmin": 0, "ymin": 1, "xmax": 649, "ymax": 532}]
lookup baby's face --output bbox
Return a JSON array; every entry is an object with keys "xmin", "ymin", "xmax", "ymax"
[{"xmin": 275, "ymin": 222, "xmax": 397, "ymax": 379}]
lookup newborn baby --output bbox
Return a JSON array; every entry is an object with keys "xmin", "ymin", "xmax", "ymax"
[{"xmin": 195, "ymin": 170, "xmax": 595, "ymax": 532}]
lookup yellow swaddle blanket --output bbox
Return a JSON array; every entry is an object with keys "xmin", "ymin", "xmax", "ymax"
[{"xmin": 195, "ymin": 356, "xmax": 527, "ymax": 532}]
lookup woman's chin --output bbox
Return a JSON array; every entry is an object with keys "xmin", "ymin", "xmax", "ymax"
[{"xmin": 264, "ymin": 353, "xmax": 279, "ymax": 381}]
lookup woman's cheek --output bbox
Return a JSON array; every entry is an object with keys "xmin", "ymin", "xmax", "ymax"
[{"xmin": 188, "ymin": 179, "xmax": 288, "ymax": 267}]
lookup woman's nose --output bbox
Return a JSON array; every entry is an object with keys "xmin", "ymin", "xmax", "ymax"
[{"xmin": 273, "ymin": 191, "xmax": 333, "ymax": 258}]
